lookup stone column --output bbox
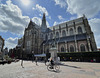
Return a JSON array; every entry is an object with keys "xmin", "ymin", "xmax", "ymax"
[
  {"xmin": 87, "ymin": 35, "xmax": 92, "ymax": 51},
  {"xmin": 73, "ymin": 21, "xmax": 78, "ymax": 52},
  {"xmin": 75, "ymin": 35, "xmax": 78, "ymax": 52},
  {"xmin": 57, "ymin": 42, "xmax": 58, "ymax": 53},
  {"xmin": 43, "ymin": 44, "xmax": 44, "ymax": 54},
  {"xmin": 65, "ymin": 41, "xmax": 68, "ymax": 52}
]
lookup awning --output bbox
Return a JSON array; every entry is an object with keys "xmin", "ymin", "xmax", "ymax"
[{"xmin": 34, "ymin": 54, "xmax": 46, "ymax": 57}]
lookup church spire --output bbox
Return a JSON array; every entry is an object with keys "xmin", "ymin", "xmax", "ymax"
[
  {"xmin": 41, "ymin": 13, "xmax": 47, "ymax": 32},
  {"xmin": 43, "ymin": 13, "xmax": 46, "ymax": 20}
]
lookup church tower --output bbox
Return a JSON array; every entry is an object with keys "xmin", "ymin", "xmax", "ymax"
[{"xmin": 41, "ymin": 13, "xmax": 47, "ymax": 32}]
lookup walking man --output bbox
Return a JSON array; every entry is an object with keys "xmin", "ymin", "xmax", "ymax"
[
  {"xmin": 35, "ymin": 57, "xmax": 38, "ymax": 65},
  {"xmin": 32, "ymin": 51, "xmax": 34, "ymax": 62}
]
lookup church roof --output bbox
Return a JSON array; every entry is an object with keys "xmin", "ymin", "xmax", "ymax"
[
  {"xmin": 42, "ymin": 33, "xmax": 87, "ymax": 45},
  {"xmin": 45, "ymin": 28, "xmax": 52, "ymax": 33},
  {"xmin": 49, "ymin": 16, "xmax": 85, "ymax": 29},
  {"xmin": 27, "ymin": 19, "xmax": 40, "ymax": 29}
]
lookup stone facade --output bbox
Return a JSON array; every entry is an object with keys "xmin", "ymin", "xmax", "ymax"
[
  {"xmin": 18, "ymin": 14, "xmax": 97, "ymax": 55},
  {"xmin": 43, "ymin": 15, "xmax": 97, "ymax": 53},
  {"xmin": 0, "ymin": 36, "xmax": 4, "ymax": 52},
  {"xmin": 0, "ymin": 36, "xmax": 4, "ymax": 59}
]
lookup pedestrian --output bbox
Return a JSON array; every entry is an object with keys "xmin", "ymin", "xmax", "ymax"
[
  {"xmin": 91, "ymin": 59, "xmax": 93, "ymax": 62},
  {"xmin": 21, "ymin": 50, "xmax": 24, "ymax": 68},
  {"xmin": 44, "ymin": 58, "xmax": 47, "ymax": 65},
  {"xmin": 35, "ymin": 57, "xmax": 38, "ymax": 65},
  {"xmin": 32, "ymin": 51, "xmax": 34, "ymax": 62}
]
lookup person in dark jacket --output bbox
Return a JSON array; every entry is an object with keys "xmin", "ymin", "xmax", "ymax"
[{"xmin": 50, "ymin": 58, "xmax": 54, "ymax": 69}]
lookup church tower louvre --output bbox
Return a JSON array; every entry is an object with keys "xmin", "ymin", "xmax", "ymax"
[{"xmin": 41, "ymin": 13, "xmax": 47, "ymax": 32}]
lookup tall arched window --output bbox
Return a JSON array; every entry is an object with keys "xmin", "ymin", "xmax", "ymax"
[
  {"xmin": 50, "ymin": 33, "xmax": 53, "ymax": 39},
  {"xmin": 80, "ymin": 44, "xmax": 86, "ymax": 52},
  {"xmin": 26, "ymin": 31, "xmax": 28, "ymax": 36},
  {"xmin": 62, "ymin": 30, "xmax": 66, "ymax": 37},
  {"xmin": 56, "ymin": 32, "xmax": 59, "ymax": 38},
  {"xmin": 70, "ymin": 45, "xmax": 74, "ymax": 52},
  {"xmin": 61, "ymin": 46, "xmax": 65, "ymax": 52},
  {"xmin": 45, "ymin": 34, "xmax": 48, "ymax": 40},
  {"xmin": 70, "ymin": 28, "xmax": 74, "ymax": 35},
  {"xmin": 78, "ymin": 26, "xmax": 82, "ymax": 34}
]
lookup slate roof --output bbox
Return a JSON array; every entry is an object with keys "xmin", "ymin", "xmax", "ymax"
[{"xmin": 42, "ymin": 33, "xmax": 87, "ymax": 45}]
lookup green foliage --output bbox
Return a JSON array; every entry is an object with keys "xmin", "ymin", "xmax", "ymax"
[
  {"xmin": 46, "ymin": 51, "xmax": 100, "ymax": 62},
  {"xmin": 57, "ymin": 51, "xmax": 100, "ymax": 62},
  {"xmin": 4, "ymin": 55, "xmax": 13, "ymax": 61}
]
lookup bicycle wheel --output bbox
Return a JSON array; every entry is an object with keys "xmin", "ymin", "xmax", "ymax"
[
  {"xmin": 54, "ymin": 65, "xmax": 60, "ymax": 71},
  {"xmin": 47, "ymin": 65, "xmax": 52, "ymax": 71}
]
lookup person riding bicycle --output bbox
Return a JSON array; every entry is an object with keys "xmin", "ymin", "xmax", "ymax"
[{"xmin": 50, "ymin": 58, "xmax": 54, "ymax": 69}]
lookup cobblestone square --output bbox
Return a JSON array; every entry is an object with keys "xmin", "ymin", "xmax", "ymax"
[{"xmin": 0, "ymin": 61, "xmax": 100, "ymax": 78}]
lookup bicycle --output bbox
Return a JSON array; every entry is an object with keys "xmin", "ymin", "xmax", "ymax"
[{"xmin": 47, "ymin": 63, "xmax": 60, "ymax": 71}]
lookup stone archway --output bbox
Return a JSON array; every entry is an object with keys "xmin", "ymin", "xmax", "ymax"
[
  {"xmin": 70, "ymin": 45, "xmax": 74, "ymax": 52},
  {"xmin": 80, "ymin": 44, "xmax": 86, "ymax": 52}
]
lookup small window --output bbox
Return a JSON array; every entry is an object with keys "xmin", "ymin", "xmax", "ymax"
[
  {"xmin": 56, "ymin": 32, "xmax": 59, "ymax": 38},
  {"xmin": 78, "ymin": 27, "xmax": 83, "ymax": 34},
  {"xmin": 29, "ymin": 30, "xmax": 31, "ymax": 35},
  {"xmin": 62, "ymin": 30, "xmax": 66, "ymax": 37},
  {"xmin": 26, "ymin": 31, "xmax": 28, "ymax": 36},
  {"xmin": 45, "ymin": 34, "xmax": 48, "ymax": 40},
  {"xmin": 27, "ymin": 41, "xmax": 31, "ymax": 46},
  {"xmin": 50, "ymin": 33, "xmax": 53, "ymax": 39},
  {"xmin": 70, "ymin": 28, "xmax": 74, "ymax": 35}
]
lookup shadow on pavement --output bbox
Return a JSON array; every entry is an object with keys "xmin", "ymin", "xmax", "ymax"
[
  {"xmin": 48, "ymin": 69, "xmax": 61, "ymax": 73},
  {"xmin": 60, "ymin": 63, "xmax": 81, "ymax": 69}
]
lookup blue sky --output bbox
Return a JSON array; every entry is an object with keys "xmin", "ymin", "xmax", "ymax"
[{"xmin": 0, "ymin": 0, "xmax": 100, "ymax": 49}]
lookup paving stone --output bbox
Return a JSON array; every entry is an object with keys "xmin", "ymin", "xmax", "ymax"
[{"xmin": 0, "ymin": 61, "xmax": 100, "ymax": 78}]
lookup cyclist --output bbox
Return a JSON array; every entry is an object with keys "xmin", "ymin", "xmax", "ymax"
[{"xmin": 50, "ymin": 58, "xmax": 54, "ymax": 69}]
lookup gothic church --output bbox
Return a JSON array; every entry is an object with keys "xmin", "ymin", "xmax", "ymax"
[{"xmin": 18, "ymin": 13, "xmax": 97, "ymax": 55}]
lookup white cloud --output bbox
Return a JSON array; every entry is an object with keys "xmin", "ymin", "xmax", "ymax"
[
  {"xmin": 32, "ymin": 4, "xmax": 51, "ymax": 20},
  {"xmin": 89, "ymin": 18, "xmax": 100, "ymax": 48},
  {"xmin": 5, "ymin": 37, "xmax": 18, "ymax": 49},
  {"xmin": 0, "ymin": 0, "xmax": 30, "ymax": 35},
  {"xmin": 66, "ymin": 0, "xmax": 100, "ymax": 18},
  {"xmin": 54, "ymin": 0, "xmax": 100, "ymax": 18},
  {"xmin": 39, "ymin": 14, "xmax": 42, "ymax": 17},
  {"xmin": 70, "ymin": 16, "xmax": 77, "ymax": 20},
  {"xmin": 58, "ymin": 15, "xmax": 64, "ymax": 20},
  {"xmin": 46, "ymin": 21, "xmax": 50, "ymax": 27},
  {"xmin": 53, "ymin": 21, "xmax": 59, "ymax": 26},
  {"xmin": 32, "ymin": 17, "xmax": 50, "ymax": 27},
  {"xmin": 54, "ymin": 0, "xmax": 67, "ymax": 8},
  {"xmin": 48, "ymin": 16, "xmax": 51, "ymax": 19},
  {"xmin": 33, "ymin": 4, "xmax": 48, "ymax": 16},
  {"xmin": 32, "ymin": 17, "xmax": 42, "ymax": 26},
  {"xmin": 53, "ymin": 21, "xmax": 63, "ymax": 26}
]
